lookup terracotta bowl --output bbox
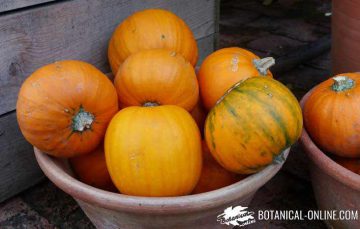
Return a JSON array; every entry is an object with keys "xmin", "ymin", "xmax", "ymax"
[
  {"xmin": 300, "ymin": 91, "xmax": 360, "ymax": 229},
  {"xmin": 34, "ymin": 147, "xmax": 289, "ymax": 229}
]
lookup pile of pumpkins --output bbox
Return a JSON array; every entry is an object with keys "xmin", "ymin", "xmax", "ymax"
[
  {"xmin": 303, "ymin": 73, "xmax": 360, "ymax": 175},
  {"xmin": 16, "ymin": 9, "xmax": 303, "ymax": 197}
]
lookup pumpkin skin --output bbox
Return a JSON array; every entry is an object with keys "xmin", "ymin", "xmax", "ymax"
[
  {"xmin": 105, "ymin": 105, "xmax": 202, "ymax": 197},
  {"xmin": 205, "ymin": 77, "xmax": 303, "ymax": 174},
  {"xmin": 108, "ymin": 9, "xmax": 198, "ymax": 75},
  {"xmin": 199, "ymin": 47, "xmax": 274, "ymax": 110},
  {"xmin": 190, "ymin": 100, "xmax": 207, "ymax": 134},
  {"xmin": 115, "ymin": 49, "xmax": 198, "ymax": 111},
  {"xmin": 332, "ymin": 156, "xmax": 360, "ymax": 175},
  {"xmin": 303, "ymin": 73, "xmax": 360, "ymax": 158},
  {"xmin": 192, "ymin": 141, "xmax": 243, "ymax": 194},
  {"xmin": 70, "ymin": 144, "xmax": 117, "ymax": 192},
  {"xmin": 16, "ymin": 60, "xmax": 118, "ymax": 158}
]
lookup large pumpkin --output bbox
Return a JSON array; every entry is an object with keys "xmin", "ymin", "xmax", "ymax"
[
  {"xmin": 105, "ymin": 105, "xmax": 202, "ymax": 197},
  {"xmin": 192, "ymin": 141, "xmax": 242, "ymax": 194},
  {"xmin": 205, "ymin": 77, "xmax": 302, "ymax": 174},
  {"xmin": 303, "ymin": 73, "xmax": 360, "ymax": 158},
  {"xmin": 70, "ymin": 144, "xmax": 117, "ymax": 192},
  {"xmin": 199, "ymin": 47, "xmax": 274, "ymax": 110},
  {"xmin": 16, "ymin": 60, "xmax": 118, "ymax": 158},
  {"xmin": 108, "ymin": 9, "xmax": 198, "ymax": 75},
  {"xmin": 115, "ymin": 49, "xmax": 198, "ymax": 111}
]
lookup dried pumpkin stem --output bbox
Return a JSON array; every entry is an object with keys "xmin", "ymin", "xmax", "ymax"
[
  {"xmin": 143, "ymin": 102, "xmax": 159, "ymax": 107},
  {"xmin": 72, "ymin": 107, "xmax": 94, "ymax": 132},
  {"xmin": 253, "ymin": 57, "xmax": 275, "ymax": 75},
  {"xmin": 332, "ymin": 76, "xmax": 355, "ymax": 92}
]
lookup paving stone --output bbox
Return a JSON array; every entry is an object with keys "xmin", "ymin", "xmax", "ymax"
[
  {"xmin": 247, "ymin": 34, "xmax": 305, "ymax": 56},
  {"xmin": 21, "ymin": 181, "xmax": 94, "ymax": 229},
  {"xmin": 0, "ymin": 197, "xmax": 53, "ymax": 229}
]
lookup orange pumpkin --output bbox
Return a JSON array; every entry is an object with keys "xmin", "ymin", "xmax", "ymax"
[
  {"xmin": 70, "ymin": 144, "xmax": 117, "ymax": 192},
  {"xmin": 108, "ymin": 9, "xmax": 198, "ymax": 75},
  {"xmin": 198, "ymin": 47, "xmax": 274, "ymax": 110},
  {"xmin": 105, "ymin": 105, "xmax": 202, "ymax": 197},
  {"xmin": 115, "ymin": 49, "xmax": 198, "ymax": 111},
  {"xmin": 190, "ymin": 100, "xmax": 207, "ymax": 134},
  {"xmin": 303, "ymin": 73, "xmax": 360, "ymax": 158},
  {"xmin": 205, "ymin": 77, "xmax": 302, "ymax": 174},
  {"xmin": 193, "ymin": 141, "xmax": 243, "ymax": 194},
  {"xmin": 16, "ymin": 60, "xmax": 118, "ymax": 158},
  {"xmin": 332, "ymin": 156, "xmax": 360, "ymax": 175}
]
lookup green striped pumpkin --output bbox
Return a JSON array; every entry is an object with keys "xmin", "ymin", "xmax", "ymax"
[{"xmin": 205, "ymin": 77, "xmax": 303, "ymax": 174}]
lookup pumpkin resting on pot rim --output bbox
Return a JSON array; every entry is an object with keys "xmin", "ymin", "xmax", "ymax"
[
  {"xmin": 105, "ymin": 105, "xmax": 202, "ymax": 197},
  {"xmin": 115, "ymin": 49, "xmax": 199, "ymax": 111},
  {"xmin": 16, "ymin": 60, "xmax": 118, "ymax": 158},
  {"xmin": 108, "ymin": 8, "xmax": 198, "ymax": 75},
  {"xmin": 303, "ymin": 73, "xmax": 360, "ymax": 158},
  {"xmin": 70, "ymin": 144, "xmax": 117, "ymax": 192},
  {"xmin": 205, "ymin": 77, "xmax": 303, "ymax": 174},
  {"xmin": 192, "ymin": 141, "xmax": 243, "ymax": 194},
  {"xmin": 199, "ymin": 47, "xmax": 275, "ymax": 110}
]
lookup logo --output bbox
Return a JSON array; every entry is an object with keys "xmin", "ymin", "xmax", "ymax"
[{"xmin": 217, "ymin": 206, "xmax": 256, "ymax": 227}]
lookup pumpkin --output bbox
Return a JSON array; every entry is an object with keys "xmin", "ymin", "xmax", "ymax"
[
  {"xmin": 115, "ymin": 49, "xmax": 198, "ymax": 111},
  {"xmin": 105, "ymin": 105, "xmax": 202, "ymax": 197},
  {"xmin": 190, "ymin": 100, "xmax": 207, "ymax": 134},
  {"xmin": 198, "ymin": 47, "xmax": 274, "ymax": 110},
  {"xmin": 70, "ymin": 144, "xmax": 117, "ymax": 192},
  {"xmin": 333, "ymin": 156, "xmax": 360, "ymax": 175},
  {"xmin": 192, "ymin": 141, "xmax": 243, "ymax": 194},
  {"xmin": 205, "ymin": 77, "xmax": 303, "ymax": 174},
  {"xmin": 108, "ymin": 9, "xmax": 198, "ymax": 75},
  {"xmin": 16, "ymin": 60, "xmax": 118, "ymax": 158},
  {"xmin": 303, "ymin": 73, "xmax": 360, "ymax": 158}
]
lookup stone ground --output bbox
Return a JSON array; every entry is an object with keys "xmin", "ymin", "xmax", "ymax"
[{"xmin": 0, "ymin": 0, "xmax": 332, "ymax": 228}]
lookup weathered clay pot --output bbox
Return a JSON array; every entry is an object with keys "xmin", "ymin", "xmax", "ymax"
[
  {"xmin": 34, "ymin": 147, "xmax": 289, "ymax": 229},
  {"xmin": 300, "ymin": 91, "xmax": 360, "ymax": 229},
  {"xmin": 332, "ymin": 0, "xmax": 360, "ymax": 74}
]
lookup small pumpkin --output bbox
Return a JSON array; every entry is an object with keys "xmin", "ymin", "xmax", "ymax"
[
  {"xmin": 192, "ymin": 141, "xmax": 243, "ymax": 194},
  {"xmin": 108, "ymin": 9, "xmax": 198, "ymax": 75},
  {"xmin": 105, "ymin": 105, "xmax": 202, "ymax": 197},
  {"xmin": 70, "ymin": 144, "xmax": 117, "ymax": 192},
  {"xmin": 190, "ymin": 100, "xmax": 207, "ymax": 133},
  {"xmin": 332, "ymin": 156, "xmax": 360, "ymax": 175},
  {"xmin": 16, "ymin": 60, "xmax": 118, "ymax": 158},
  {"xmin": 198, "ymin": 47, "xmax": 274, "ymax": 110},
  {"xmin": 115, "ymin": 49, "xmax": 199, "ymax": 111},
  {"xmin": 205, "ymin": 77, "xmax": 302, "ymax": 174},
  {"xmin": 303, "ymin": 73, "xmax": 360, "ymax": 158}
]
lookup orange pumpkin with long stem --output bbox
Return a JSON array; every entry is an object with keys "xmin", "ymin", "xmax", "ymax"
[
  {"xmin": 303, "ymin": 73, "xmax": 360, "ymax": 158},
  {"xmin": 70, "ymin": 144, "xmax": 117, "ymax": 192},
  {"xmin": 199, "ymin": 47, "xmax": 274, "ymax": 110},
  {"xmin": 108, "ymin": 9, "xmax": 198, "ymax": 75},
  {"xmin": 115, "ymin": 49, "xmax": 199, "ymax": 111},
  {"xmin": 16, "ymin": 60, "xmax": 118, "ymax": 158},
  {"xmin": 105, "ymin": 105, "xmax": 202, "ymax": 197}
]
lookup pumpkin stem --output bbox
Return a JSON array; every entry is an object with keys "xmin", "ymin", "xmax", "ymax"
[
  {"xmin": 72, "ymin": 107, "xmax": 94, "ymax": 132},
  {"xmin": 332, "ymin": 76, "xmax": 355, "ymax": 92},
  {"xmin": 253, "ymin": 57, "xmax": 275, "ymax": 75},
  {"xmin": 143, "ymin": 102, "xmax": 159, "ymax": 107}
]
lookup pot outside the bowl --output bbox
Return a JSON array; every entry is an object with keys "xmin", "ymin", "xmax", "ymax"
[
  {"xmin": 34, "ymin": 147, "xmax": 289, "ymax": 229},
  {"xmin": 300, "ymin": 91, "xmax": 360, "ymax": 229}
]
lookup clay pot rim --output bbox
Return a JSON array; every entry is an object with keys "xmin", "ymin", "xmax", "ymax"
[
  {"xmin": 34, "ymin": 147, "xmax": 289, "ymax": 214},
  {"xmin": 300, "ymin": 89, "xmax": 360, "ymax": 191}
]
